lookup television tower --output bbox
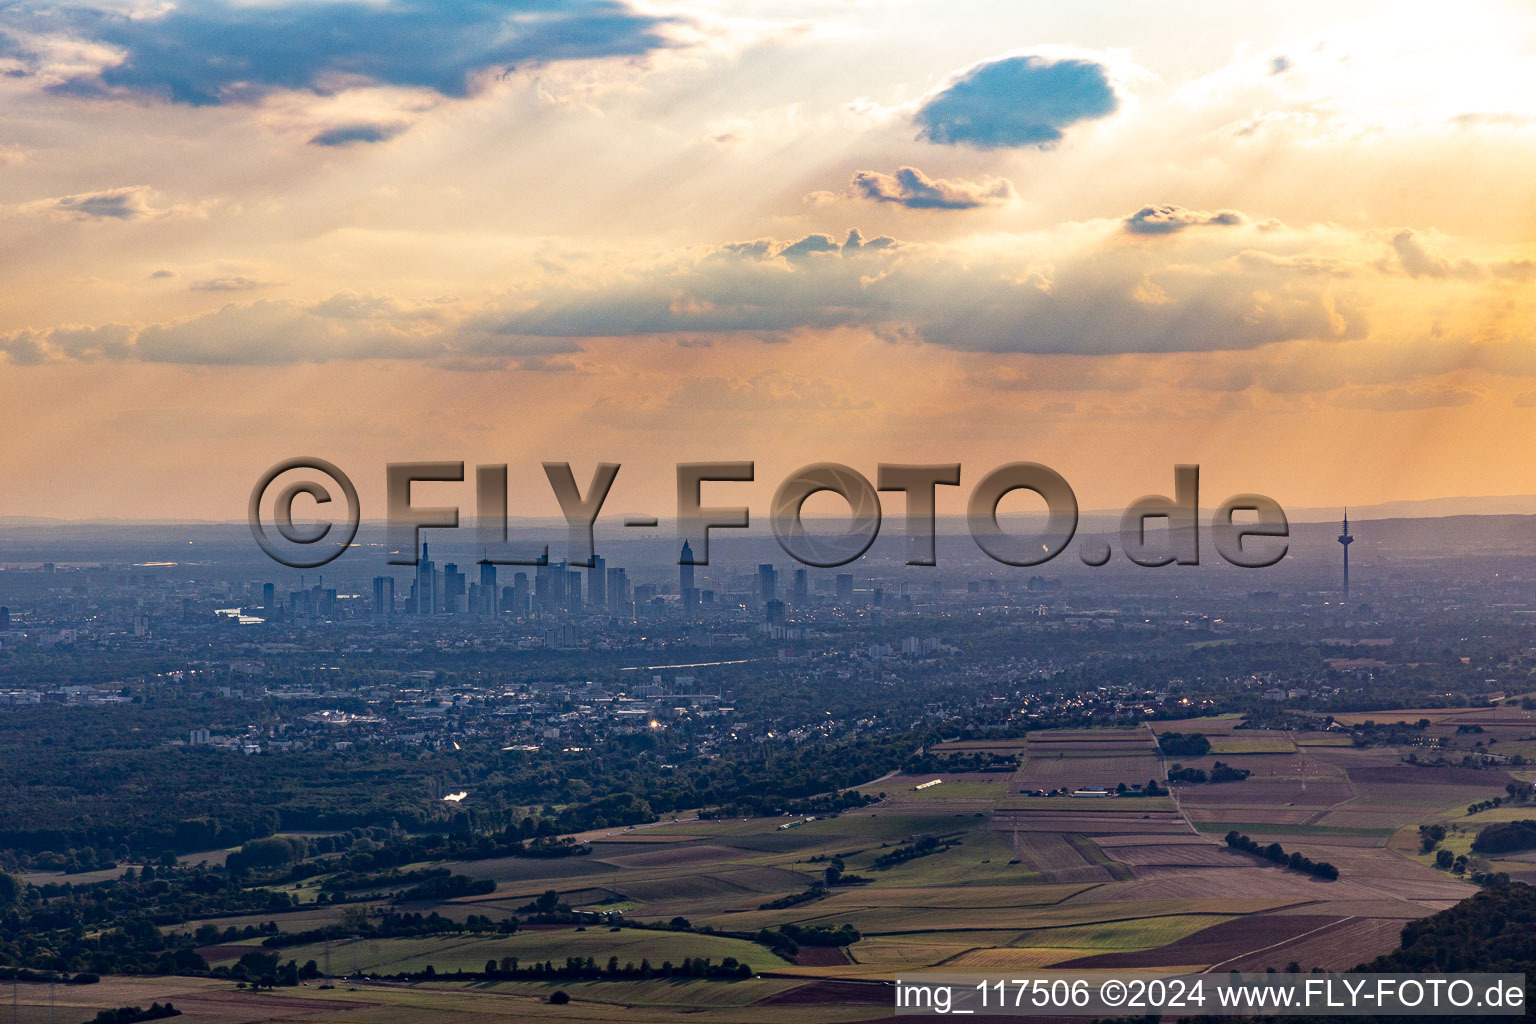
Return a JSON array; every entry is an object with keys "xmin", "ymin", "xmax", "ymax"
[{"xmin": 1338, "ymin": 510, "xmax": 1354, "ymax": 599}]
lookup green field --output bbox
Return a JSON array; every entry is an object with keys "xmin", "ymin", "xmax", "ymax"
[
  {"xmin": 1010, "ymin": 913, "xmax": 1234, "ymax": 950},
  {"xmin": 1296, "ymin": 734, "xmax": 1355, "ymax": 747},
  {"xmin": 1206, "ymin": 737, "xmax": 1298, "ymax": 755},
  {"xmin": 878, "ymin": 781, "xmax": 1008, "ymax": 801}
]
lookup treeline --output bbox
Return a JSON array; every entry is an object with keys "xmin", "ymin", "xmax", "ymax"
[
  {"xmin": 901, "ymin": 751, "xmax": 1019, "ymax": 774},
  {"xmin": 1224, "ymin": 832, "xmax": 1339, "ymax": 880},
  {"xmin": 240, "ymin": 829, "xmax": 590, "ymax": 887},
  {"xmin": 698, "ymin": 788, "xmax": 876, "ymax": 821},
  {"xmin": 1217, "ymin": 884, "xmax": 1536, "ymax": 1023},
  {"xmin": 1157, "ymin": 732, "xmax": 1211, "ymax": 757},
  {"xmin": 1167, "ymin": 760, "xmax": 1251, "ymax": 784},
  {"xmin": 871, "ymin": 835, "xmax": 960, "ymax": 871},
  {"xmin": 393, "ymin": 954, "xmax": 753, "ymax": 983},
  {"xmin": 261, "ymin": 910, "xmax": 513, "ymax": 949},
  {"xmin": 83, "ymin": 1004, "xmax": 180, "ymax": 1024},
  {"xmin": 1472, "ymin": 819, "xmax": 1536, "ymax": 855},
  {"xmin": 1361, "ymin": 883, "xmax": 1535, "ymax": 974}
]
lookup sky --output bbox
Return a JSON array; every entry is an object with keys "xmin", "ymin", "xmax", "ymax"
[{"xmin": 1, "ymin": 0, "xmax": 1535, "ymax": 522}]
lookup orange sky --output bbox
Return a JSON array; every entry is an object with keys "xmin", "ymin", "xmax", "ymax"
[{"xmin": 1, "ymin": 0, "xmax": 1534, "ymax": 519}]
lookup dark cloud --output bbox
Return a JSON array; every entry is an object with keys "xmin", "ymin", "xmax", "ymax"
[
  {"xmin": 778, "ymin": 233, "xmax": 841, "ymax": 262},
  {"xmin": 51, "ymin": 186, "xmax": 153, "ymax": 220},
  {"xmin": 149, "ymin": 269, "xmax": 175, "ymax": 279},
  {"xmin": 309, "ymin": 123, "xmax": 407, "ymax": 147},
  {"xmin": 1269, "ymin": 55, "xmax": 1293, "ymax": 75},
  {"xmin": 3, "ymin": 1, "xmax": 681, "ymax": 106},
  {"xmin": 850, "ymin": 166, "xmax": 1014, "ymax": 210},
  {"xmin": 714, "ymin": 229, "xmax": 894, "ymax": 264},
  {"xmin": 1123, "ymin": 204, "xmax": 1245, "ymax": 235},
  {"xmin": 913, "ymin": 54, "xmax": 1119, "ymax": 149}
]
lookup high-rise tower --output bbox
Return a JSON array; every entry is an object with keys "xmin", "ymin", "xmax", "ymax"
[
  {"xmin": 1338, "ymin": 510, "xmax": 1354, "ymax": 599},
  {"xmin": 679, "ymin": 540, "xmax": 695, "ymax": 594}
]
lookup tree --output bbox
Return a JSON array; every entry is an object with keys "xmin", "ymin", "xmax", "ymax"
[
  {"xmin": 549, "ymin": 990, "xmax": 571, "ymax": 1005},
  {"xmin": 0, "ymin": 871, "xmax": 26, "ymax": 909}
]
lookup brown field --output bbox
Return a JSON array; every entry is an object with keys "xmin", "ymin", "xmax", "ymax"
[
  {"xmin": 1328, "ymin": 709, "xmax": 1467, "ymax": 726},
  {"xmin": 1219, "ymin": 916, "xmax": 1407, "ymax": 971},
  {"xmin": 1015, "ymin": 754, "xmax": 1164, "ymax": 789},
  {"xmin": 1090, "ymin": 833, "xmax": 1210, "ymax": 847},
  {"xmin": 1181, "ymin": 806, "xmax": 1319, "ymax": 825},
  {"xmin": 991, "ymin": 811, "xmax": 1192, "ymax": 835},
  {"xmin": 1102, "ymin": 843, "xmax": 1243, "ymax": 869},
  {"xmin": 1178, "ymin": 781, "xmax": 1355, "ymax": 806},
  {"xmin": 586, "ymin": 832, "xmax": 705, "ymax": 845},
  {"xmin": 1056, "ymin": 913, "xmax": 1345, "ymax": 969},
  {"xmin": 1217, "ymin": 833, "xmax": 1393, "ymax": 849},
  {"xmin": 756, "ymin": 980, "xmax": 890, "ymax": 1007},
  {"xmin": 1309, "ymin": 808, "xmax": 1439, "ymax": 829},
  {"xmin": 133, "ymin": 745, "xmax": 1511, "ymax": 1012},
  {"xmin": 598, "ymin": 844, "xmax": 751, "ymax": 869},
  {"xmin": 442, "ymin": 854, "xmax": 621, "ymax": 884},
  {"xmin": 1009, "ymin": 832, "xmax": 1123, "ymax": 883},
  {"xmin": 796, "ymin": 946, "xmax": 852, "ymax": 966},
  {"xmin": 1062, "ymin": 868, "xmax": 1401, "ymax": 904}
]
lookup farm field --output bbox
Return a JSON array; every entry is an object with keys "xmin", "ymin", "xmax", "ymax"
[
  {"xmin": 142, "ymin": 717, "xmax": 1501, "ymax": 1017},
  {"xmin": 1, "ymin": 974, "xmax": 867, "ymax": 1024},
  {"xmin": 1205, "ymin": 736, "xmax": 1298, "ymax": 754}
]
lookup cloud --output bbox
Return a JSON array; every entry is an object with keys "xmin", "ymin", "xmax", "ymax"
[
  {"xmin": 2, "ymin": 0, "xmax": 682, "ymax": 106},
  {"xmin": 1451, "ymin": 112, "xmax": 1536, "ymax": 129},
  {"xmin": 2, "ymin": 220, "xmax": 1528, "ymax": 373},
  {"xmin": 0, "ymin": 291, "xmax": 573, "ymax": 366},
  {"xmin": 778, "ymin": 233, "xmax": 842, "ymax": 262},
  {"xmin": 130, "ymin": 299, "xmax": 441, "ymax": 365},
  {"xmin": 1379, "ymin": 229, "xmax": 1480, "ymax": 279},
  {"xmin": 913, "ymin": 54, "xmax": 1119, "ymax": 149},
  {"xmin": 1374, "ymin": 229, "xmax": 1534, "ymax": 281},
  {"xmin": 149, "ymin": 269, "xmax": 175, "ymax": 280},
  {"xmin": 1269, "ymin": 55, "xmax": 1293, "ymax": 75},
  {"xmin": 50, "ymin": 186, "xmax": 155, "ymax": 220},
  {"xmin": 489, "ymin": 221, "xmax": 1367, "ymax": 357},
  {"xmin": 849, "ymin": 166, "xmax": 1014, "ymax": 210},
  {"xmin": 1333, "ymin": 384, "xmax": 1481, "ymax": 411},
  {"xmin": 190, "ymin": 276, "xmax": 269, "ymax": 293},
  {"xmin": 1123, "ymin": 204, "xmax": 1245, "ymax": 235},
  {"xmin": 715, "ymin": 228, "xmax": 895, "ymax": 265},
  {"xmin": 309, "ymin": 123, "xmax": 408, "ymax": 147}
]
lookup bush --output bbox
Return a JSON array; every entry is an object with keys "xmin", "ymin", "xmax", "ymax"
[{"xmin": 549, "ymin": 990, "xmax": 571, "ymax": 1005}]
